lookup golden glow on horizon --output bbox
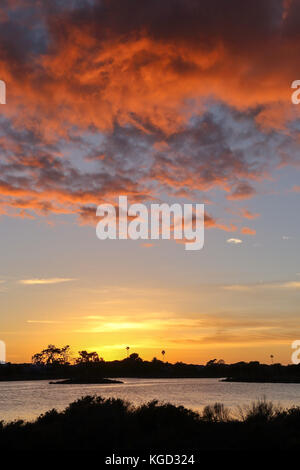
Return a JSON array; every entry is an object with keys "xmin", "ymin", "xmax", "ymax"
[
  {"xmin": 2, "ymin": 276, "xmax": 300, "ymax": 365},
  {"xmin": 19, "ymin": 278, "xmax": 77, "ymax": 285}
]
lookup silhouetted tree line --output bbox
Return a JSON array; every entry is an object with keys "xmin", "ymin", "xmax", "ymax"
[
  {"xmin": 1, "ymin": 396, "xmax": 300, "ymax": 450},
  {"xmin": 1, "ymin": 344, "xmax": 300, "ymax": 382}
]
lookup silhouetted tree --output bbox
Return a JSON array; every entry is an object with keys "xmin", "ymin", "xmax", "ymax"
[
  {"xmin": 206, "ymin": 359, "xmax": 217, "ymax": 366},
  {"xmin": 129, "ymin": 353, "xmax": 141, "ymax": 361},
  {"xmin": 32, "ymin": 345, "xmax": 70, "ymax": 366},
  {"xmin": 152, "ymin": 357, "xmax": 159, "ymax": 363},
  {"xmin": 76, "ymin": 350, "xmax": 100, "ymax": 364}
]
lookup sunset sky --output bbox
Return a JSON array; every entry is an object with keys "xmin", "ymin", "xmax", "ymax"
[{"xmin": 1, "ymin": 0, "xmax": 300, "ymax": 364}]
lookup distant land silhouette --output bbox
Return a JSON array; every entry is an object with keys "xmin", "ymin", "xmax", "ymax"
[{"xmin": 1, "ymin": 344, "xmax": 300, "ymax": 384}]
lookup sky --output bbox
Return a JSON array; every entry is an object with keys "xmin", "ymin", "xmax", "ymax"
[{"xmin": 0, "ymin": 0, "xmax": 300, "ymax": 364}]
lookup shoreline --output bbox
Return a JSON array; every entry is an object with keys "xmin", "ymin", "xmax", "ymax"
[
  {"xmin": 2, "ymin": 375, "xmax": 300, "ymax": 384},
  {"xmin": 223, "ymin": 377, "xmax": 300, "ymax": 384}
]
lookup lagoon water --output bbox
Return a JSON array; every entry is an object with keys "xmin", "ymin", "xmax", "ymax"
[{"xmin": 1, "ymin": 377, "xmax": 300, "ymax": 422}]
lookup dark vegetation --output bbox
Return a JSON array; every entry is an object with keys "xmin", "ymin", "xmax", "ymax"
[
  {"xmin": 1, "ymin": 396, "xmax": 300, "ymax": 450},
  {"xmin": 1, "ymin": 345, "xmax": 300, "ymax": 383}
]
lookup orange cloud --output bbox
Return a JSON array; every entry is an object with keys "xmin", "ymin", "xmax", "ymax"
[
  {"xmin": 241, "ymin": 227, "xmax": 256, "ymax": 235},
  {"xmin": 2, "ymin": 0, "xmax": 299, "ymax": 134},
  {"xmin": 240, "ymin": 209, "xmax": 260, "ymax": 220},
  {"xmin": 0, "ymin": 0, "xmax": 299, "ymax": 228}
]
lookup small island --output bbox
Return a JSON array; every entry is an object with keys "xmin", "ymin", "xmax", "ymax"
[{"xmin": 49, "ymin": 377, "xmax": 123, "ymax": 385}]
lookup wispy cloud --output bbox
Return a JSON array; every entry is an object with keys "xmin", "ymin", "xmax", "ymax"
[
  {"xmin": 227, "ymin": 238, "xmax": 242, "ymax": 244},
  {"xmin": 222, "ymin": 281, "xmax": 300, "ymax": 291},
  {"xmin": 19, "ymin": 278, "xmax": 77, "ymax": 285},
  {"xmin": 222, "ymin": 284, "xmax": 252, "ymax": 292},
  {"xmin": 27, "ymin": 320, "xmax": 64, "ymax": 324},
  {"xmin": 73, "ymin": 316, "xmax": 204, "ymax": 334},
  {"xmin": 280, "ymin": 281, "xmax": 300, "ymax": 289},
  {"xmin": 241, "ymin": 227, "xmax": 256, "ymax": 235}
]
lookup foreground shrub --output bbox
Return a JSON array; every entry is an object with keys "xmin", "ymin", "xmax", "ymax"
[
  {"xmin": 202, "ymin": 403, "xmax": 230, "ymax": 422},
  {"xmin": 1, "ymin": 396, "xmax": 300, "ymax": 450},
  {"xmin": 239, "ymin": 397, "xmax": 282, "ymax": 423}
]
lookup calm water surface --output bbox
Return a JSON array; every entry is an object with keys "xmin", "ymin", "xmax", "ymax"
[{"xmin": 1, "ymin": 378, "xmax": 300, "ymax": 422}]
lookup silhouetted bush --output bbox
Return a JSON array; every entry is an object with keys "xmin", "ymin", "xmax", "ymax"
[
  {"xmin": 202, "ymin": 402, "xmax": 230, "ymax": 422},
  {"xmin": 239, "ymin": 397, "xmax": 282, "ymax": 423},
  {"xmin": 1, "ymin": 396, "xmax": 300, "ymax": 450}
]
